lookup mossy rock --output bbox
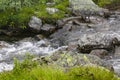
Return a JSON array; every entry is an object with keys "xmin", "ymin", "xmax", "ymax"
[{"xmin": 34, "ymin": 51, "xmax": 113, "ymax": 70}]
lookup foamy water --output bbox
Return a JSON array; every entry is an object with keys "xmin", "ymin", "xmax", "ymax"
[{"xmin": 0, "ymin": 39, "xmax": 68, "ymax": 72}]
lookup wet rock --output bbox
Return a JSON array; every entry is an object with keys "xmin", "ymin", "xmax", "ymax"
[
  {"xmin": 67, "ymin": 44, "xmax": 78, "ymax": 52},
  {"xmin": 0, "ymin": 41, "xmax": 10, "ymax": 48},
  {"xmin": 90, "ymin": 49, "xmax": 108, "ymax": 59},
  {"xmin": 18, "ymin": 37, "xmax": 35, "ymax": 42},
  {"xmin": 107, "ymin": 59, "xmax": 120, "ymax": 76},
  {"xmin": 34, "ymin": 34, "xmax": 44, "ymax": 40},
  {"xmin": 28, "ymin": 16, "xmax": 42, "ymax": 32},
  {"xmin": 56, "ymin": 20, "xmax": 64, "ymax": 28},
  {"xmin": 41, "ymin": 24, "xmax": 56, "ymax": 35}
]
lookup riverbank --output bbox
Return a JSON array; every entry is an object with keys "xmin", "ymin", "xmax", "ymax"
[{"xmin": 0, "ymin": 55, "xmax": 119, "ymax": 80}]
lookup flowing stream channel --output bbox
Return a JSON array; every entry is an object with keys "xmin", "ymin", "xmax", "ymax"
[{"xmin": 0, "ymin": 38, "xmax": 67, "ymax": 72}]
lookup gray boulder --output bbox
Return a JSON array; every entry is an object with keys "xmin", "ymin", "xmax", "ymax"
[
  {"xmin": 69, "ymin": 0, "xmax": 102, "ymax": 11},
  {"xmin": 28, "ymin": 16, "xmax": 42, "ymax": 31},
  {"xmin": 69, "ymin": 0, "xmax": 109, "ymax": 20}
]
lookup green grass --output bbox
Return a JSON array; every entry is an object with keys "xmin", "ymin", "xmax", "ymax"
[
  {"xmin": 0, "ymin": 0, "xmax": 69, "ymax": 28},
  {"xmin": 0, "ymin": 56, "xmax": 119, "ymax": 80},
  {"xmin": 93, "ymin": 0, "xmax": 120, "ymax": 8},
  {"xmin": 0, "ymin": 65, "xmax": 119, "ymax": 80}
]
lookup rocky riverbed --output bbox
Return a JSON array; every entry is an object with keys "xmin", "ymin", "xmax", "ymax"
[
  {"xmin": 50, "ymin": 11, "xmax": 120, "ymax": 76},
  {"xmin": 0, "ymin": 10, "xmax": 120, "ymax": 77}
]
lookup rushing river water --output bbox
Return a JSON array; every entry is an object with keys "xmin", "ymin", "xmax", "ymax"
[{"xmin": 0, "ymin": 38, "xmax": 67, "ymax": 72}]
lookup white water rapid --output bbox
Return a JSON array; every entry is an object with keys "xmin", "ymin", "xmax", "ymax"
[{"xmin": 0, "ymin": 38, "xmax": 67, "ymax": 72}]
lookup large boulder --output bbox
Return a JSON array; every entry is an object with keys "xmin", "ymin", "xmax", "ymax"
[
  {"xmin": 28, "ymin": 16, "xmax": 42, "ymax": 32},
  {"xmin": 69, "ymin": 0, "xmax": 102, "ymax": 11},
  {"xmin": 69, "ymin": 0, "xmax": 109, "ymax": 19}
]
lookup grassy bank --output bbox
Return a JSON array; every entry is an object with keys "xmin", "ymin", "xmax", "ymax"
[
  {"xmin": 1, "ymin": 65, "xmax": 119, "ymax": 80},
  {"xmin": 0, "ymin": 56, "xmax": 119, "ymax": 80},
  {"xmin": 0, "ymin": 0, "xmax": 69, "ymax": 28}
]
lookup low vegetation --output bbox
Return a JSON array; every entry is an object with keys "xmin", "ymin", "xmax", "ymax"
[
  {"xmin": 93, "ymin": 0, "xmax": 120, "ymax": 8},
  {"xmin": 0, "ymin": 55, "xmax": 119, "ymax": 80},
  {"xmin": 0, "ymin": 0, "xmax": 69, "ymax": 28}
]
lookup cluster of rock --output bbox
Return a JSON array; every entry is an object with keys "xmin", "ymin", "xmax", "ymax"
[{"xmin": 28, "ymin": 16, "xmax": 56, "ymax": 35}]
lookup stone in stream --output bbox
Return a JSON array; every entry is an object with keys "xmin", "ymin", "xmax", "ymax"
[{"xmin": 34, "ymin": 34, "xmax": 45, "ymax": 40}]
